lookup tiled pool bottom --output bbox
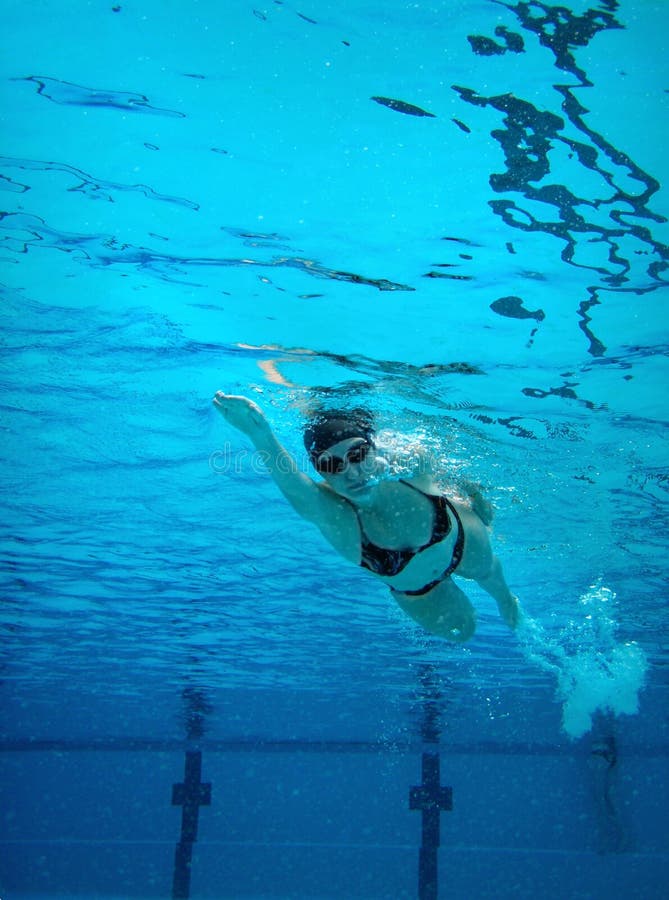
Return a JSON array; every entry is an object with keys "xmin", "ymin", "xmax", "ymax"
[{"xmin": 2, "ymin": 739, "xmax": 668, "ymax": 900}]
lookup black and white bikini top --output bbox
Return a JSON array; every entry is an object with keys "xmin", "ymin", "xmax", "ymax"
[{"xmin": 352, "ymin": 480, "xmax": 465, "ymax": 596}]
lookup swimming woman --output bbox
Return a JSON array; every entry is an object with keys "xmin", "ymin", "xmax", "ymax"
[{"xmin": 213, "ymin": 392, "xmax": 520, "ymax": 642}]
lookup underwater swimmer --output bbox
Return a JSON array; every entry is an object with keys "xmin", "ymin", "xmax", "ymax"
[{"xmin": 213, "ymin": 393, "xmax": 520, "ymax": 643}]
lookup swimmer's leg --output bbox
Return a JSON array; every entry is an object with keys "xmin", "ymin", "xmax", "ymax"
[{"xmin": 392, "ymin": 579, "xmax": 476, "ymax": 643}]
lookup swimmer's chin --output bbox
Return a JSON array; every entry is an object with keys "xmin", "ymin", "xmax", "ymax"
[{"xmin": 342, "ymin": 482, "xmax": 376, "ymax": 503}]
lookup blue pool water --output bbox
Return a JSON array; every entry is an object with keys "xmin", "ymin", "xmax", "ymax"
[{"xmin": 1, "ymin": 1, "xmax": 668, "ymax": 898}]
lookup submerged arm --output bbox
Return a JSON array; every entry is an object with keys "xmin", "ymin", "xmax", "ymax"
[{"xmin": 460, "ymin": 479, "xmax": 495, "ymax": 526}]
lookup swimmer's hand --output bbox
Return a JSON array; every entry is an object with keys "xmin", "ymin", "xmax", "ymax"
[
  {"xmin": 498, "ymin": 594, "xmax": 522, "ymax": 630},
  {"xmin": 212, "ymin": 392, "xmax": 271, "ymax": 441}
]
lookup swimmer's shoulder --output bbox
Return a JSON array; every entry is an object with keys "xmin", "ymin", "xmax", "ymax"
[{"xmin": 310, "ymin": 482, "xmax": 362, "ymax": 561}]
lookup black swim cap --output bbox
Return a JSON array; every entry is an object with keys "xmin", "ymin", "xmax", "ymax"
[{"xmin": 303, "ymin": 408, "xmax": 375, "ymax": 463}]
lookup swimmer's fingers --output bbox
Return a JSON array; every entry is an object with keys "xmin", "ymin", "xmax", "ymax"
[
  {"xmin": 212, "ymin": 392, "xmax": 257, "ymax": 413},
  {"xmin": 212, "ymin": 392, "xmax": 268, "ymax": 436},
  {"xmin": 213, "ymin": 390, "xmax": 246, "ymax": 407}
]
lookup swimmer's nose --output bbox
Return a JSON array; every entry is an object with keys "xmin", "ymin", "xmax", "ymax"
[{"xmin": 343, "ymin": 462, "xmax": 365, "ymax": 484}]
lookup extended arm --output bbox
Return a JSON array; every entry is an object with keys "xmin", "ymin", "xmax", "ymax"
[
  {"xmin": 212, "ymin": 392, "xmax": 322, "ymax": 520},
  {"xmin": 213, "ymin": 393, "xmax": 360, "ymax": 559}
]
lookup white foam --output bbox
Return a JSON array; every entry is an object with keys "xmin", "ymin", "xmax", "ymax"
[{"xmin": 516, "ymin": 582, "xmax": 648, "ymax": 738}]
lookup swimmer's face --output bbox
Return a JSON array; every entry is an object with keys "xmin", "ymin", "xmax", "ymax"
[{"xmin": 314, "ymin": 437, "xmax": 379, "ymax": 499}]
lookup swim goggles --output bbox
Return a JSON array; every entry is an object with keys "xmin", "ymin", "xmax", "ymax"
[{"xmin": 314, "ymin": 440, "xmax": 372, "ymax": 475}]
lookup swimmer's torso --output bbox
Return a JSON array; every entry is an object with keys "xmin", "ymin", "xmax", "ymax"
[{"xmin": 317, "ymin": 478, "xmax": 462, "ymax": 593}]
